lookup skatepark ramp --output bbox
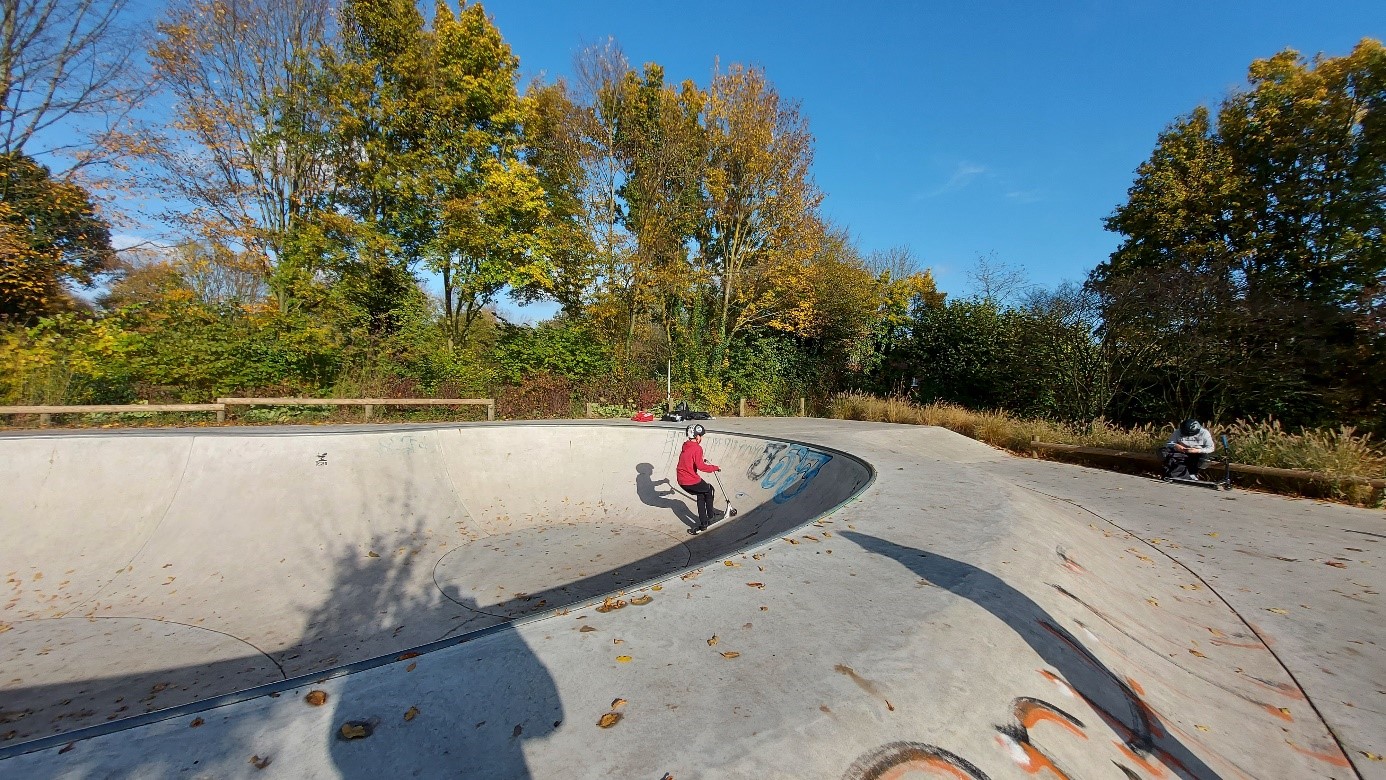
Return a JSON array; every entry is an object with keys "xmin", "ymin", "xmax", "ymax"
[{"xmin": 0, "ymin": 423, "xmax": 871, "ymax": 749}]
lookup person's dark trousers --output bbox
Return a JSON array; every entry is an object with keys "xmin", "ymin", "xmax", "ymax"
[
  {"xmin": 681, "ymin": 479, "xmax": 715, "ymax": 525},
  {"xmin": 1161, "ymin": 447, "xmax": 1208, "ymax": 478}
]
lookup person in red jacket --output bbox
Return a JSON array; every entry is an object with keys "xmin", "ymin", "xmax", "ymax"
[{"xmin": 678, "ymin": 424, "xmax": 722, "ymax": 533}]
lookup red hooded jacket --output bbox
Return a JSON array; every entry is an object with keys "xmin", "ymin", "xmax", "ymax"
[{"xmin": 677, "ymin": 439, "xmax": 719, "ymax": 486}]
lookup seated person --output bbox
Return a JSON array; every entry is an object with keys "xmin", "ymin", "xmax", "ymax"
[{"xmin": 1161, "ymin": 419, "xmax": 1216, "ymax": 479}]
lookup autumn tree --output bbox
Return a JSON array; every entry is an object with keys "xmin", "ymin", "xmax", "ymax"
[
  {"xmin": 0, "ymin": 0, "xmax": 147, "ymax": 172},
  {"xmin": 0, "ymin": 152, "xmax": 115, "ymax": 321},
  {"xmin": 147, "ymin": 0, "xmax": 335, "ymax": 306},
  {"xmin": 697, "ymin": 64, "xmax": 823, "ymax": 375}
]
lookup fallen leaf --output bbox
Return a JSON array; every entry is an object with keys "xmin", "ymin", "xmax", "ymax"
[
  {"xmin": 597, "ymin": 712, "xmax": 622, "ymax": 728},
  {"xmin": 1325, "ymin": 561, "xmax": 1347, "ymax": 568},
  {"xmin": 397, "ymin": 652, "xmax": 419, "ymax": 660},
  {"xmin": 366, "ymin": 551, "xmax": 380, "ymax": 558},
  {"xmin": 611, "ymin": 698, "xmax": 627, "ymax": 709},
  {"xmin": 595, "ymin": 597, "xmax": 627, "ymax": 613},
  {"xmin": 783, "ymin": 538, "xmax": 799, "ymax": 544},
  {"xmin": 190, "ymin": 718, "xmax": 204, "ymax": 728},
  {"xmin": 752, "ymin": 554, "xmax": 764, "ymax": 560},
  {"xmin": 720, "ymin": 651, "xmax": 741, "ymax": 659},
  {"xmin": 651, "ymin": 585, "xmax": 663, "ymax": 591},
  {"xmin": 249, "ymin": 755, "xmax": 272, "ymax": 769},
  {"xmin": 404, "ymin": 707, "xmax": 419, "ymax": 722},
  {"xmin": 304, "ymin": 690, "xmax": 328, "ymax": 707},
  {"xmin": 58, "ymin": 742, "xmax": 75, "ymax": 753},
  {"xmin": 723, "ymin": 561, "xmax": 740, "ymax": 567},
  {"xmin": 1267, "ymin": 608, "xmax": 1289, "ymax": 615},
  {"xmin": 1195, "ymin": 724, "xmax": 1210, "ymax": 732},
  {"xmin": 612, "ymin": 638, "xmax": 623, "ymax": 645},
  {"xmin": 1189, "ymin": 649, "xmax": 1207, "ymax": 658},
  {"xmin": 1205, "ymin": 532, "xmax": 1218, "ymax": 537},
  {"xmin": 707, "ymin": 635, "xmax": 719, "ymax": 647},
  {"xmin": 579, "ymin": 625, "xmax": 597, "ymax": 632},
  {"xmin": 406, "ymin": 662, "xmax": 417, "ymax": 672},
  {"xmin": 1361, "ymin": 751, "xmax": 1382, "ymax": 761},
  {"xmin": 630, "ymin": 595, "xmax": 653, "ymax": 606},
  {"xmin": 802, "ymin": 535, "xmax": 820, "ymax": 542},
  {"xmin": 746, "ymin": 582, "xmax": 765, "ymax": 589},
  {"xmin": 339, "ymin": 722, "xmax": 371, "ymax": 740},
  {"xmin": 680, "ymin": 570, "xmax": 701, "ymax": 580},
  {"xmin": 1146, "ymin": 597, "xmax": 1160, "ymax": 608},
  {"xmin": 616, "ymin": 655, "xmax": 632, "ymax": 663},
  {"xmin": 1180, "ymin": 583, "xmax": 1201, "ymax": 590}
]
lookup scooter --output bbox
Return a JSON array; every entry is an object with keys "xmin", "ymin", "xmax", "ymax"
[{"xmin": 1163, "ymin": 435, "xmax": 1233, "ymax": 491}]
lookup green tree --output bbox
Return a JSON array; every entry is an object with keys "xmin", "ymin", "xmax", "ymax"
[{"xmin": 1095, "ymin": 39, "xmax": 1386, "ymax": 430}]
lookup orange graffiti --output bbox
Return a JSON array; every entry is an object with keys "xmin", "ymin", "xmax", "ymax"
[
  {"xmin": 1116, "ymin": 742, "xmax": 1170, "ymax": 777},
  {"xmin": 1125, "ymin": 677, "xmax": 1145, "ymax": 696},
  {"xmin": 1286, "ymin": 740, "xmax": 1352, "ymax": 768},
  {"xmin": 1015, "ymin": 700, "xmax": 1086, "ymax": 740},
  {"xmin": 997, "ymin": 734, "xmax": 1074, "ymax": 780},
  {"xmin": 1263, "ymin": 704, "xmax": 1293, "ymax": 722}
]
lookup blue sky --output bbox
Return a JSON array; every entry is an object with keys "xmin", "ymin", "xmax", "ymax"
[{"xmin": 484, "ymin": 0, "xmax": 1382, "ymax": 314}]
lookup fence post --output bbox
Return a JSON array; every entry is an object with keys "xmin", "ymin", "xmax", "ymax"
[
  {"xmin": 487, "ymin": 401, "xmax": 495, "ymax": 421},
  {"xmin": 364, "ymin": 403, "xmax": 374, "ymax": 421},
  {"xmin": 38, "ymin": 413, "xmax": 51, "ymax": 428},
  {"xmin": 586, "ymin": 402, "xmax": 595, "ymax": 418},
  {"xmin": 799, "ymin": 397, "xmax": 806, "ymax": 417},
  {"xmin": 739, "ymin": 398, "xmax": 746, "ymax": 417},
  {"xmin": 216, "ymin": 409, "xmax": 226, "ymax": 424}
]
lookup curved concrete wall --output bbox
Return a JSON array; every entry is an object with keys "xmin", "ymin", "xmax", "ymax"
[{"xmin": 0, "ymin": 424, "xmax": 871, "ymax": 746}]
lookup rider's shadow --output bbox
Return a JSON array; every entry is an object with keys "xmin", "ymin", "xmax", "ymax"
[{"xmin": 634, "ymin": 463, "xmax": 699, "ymax": 530}]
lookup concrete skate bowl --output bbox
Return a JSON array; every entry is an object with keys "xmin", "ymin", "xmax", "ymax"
[{"xmin": 0, "ymin": 423, "xmax": 871, "ymax": 752}]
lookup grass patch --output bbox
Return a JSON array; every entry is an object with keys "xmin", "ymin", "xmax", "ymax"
[{"xmin": 828, "ymin": 392, "xmax": 1384, "ymax": 507}]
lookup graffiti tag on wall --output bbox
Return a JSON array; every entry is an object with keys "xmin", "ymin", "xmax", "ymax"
[{"xmin": 748, "ymin": 442, "xmax": 832, "ymax": 504}]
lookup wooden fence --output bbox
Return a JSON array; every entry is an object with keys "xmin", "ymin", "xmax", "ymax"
[{"xmin": 0, "ymin": 398, "xmax": 495, "ymax": 426}]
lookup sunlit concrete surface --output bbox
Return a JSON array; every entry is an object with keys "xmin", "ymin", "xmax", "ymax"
[{"xmin": 0, "ymin": 419, "xmax": 1379, "ymax": 779}]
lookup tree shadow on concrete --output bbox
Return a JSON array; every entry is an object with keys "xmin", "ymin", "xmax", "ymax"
[
  {"xmin": 634, "ymin": 462, "xmax": 699, "ymax": 530},
  {"xmin": 841, "ymin": 531, "xmax": 1221, "ymax": 780},
  {"xmin": 314, "ymin": 538, "xmax": 560, "ymax": 780}
]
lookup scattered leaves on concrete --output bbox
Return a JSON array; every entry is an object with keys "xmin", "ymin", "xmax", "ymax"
[
  {"xmin": 406, "ymin": 662, "xmax": 417, "ymax": 672},
  {"xmin": 579, "ymin": 625, "xmax": 597, "ymax": 632},
  {"xmin": 1361, "ymin": 752, "xmax": 1383, "ymax": 761},
  {"xmin": 680, "ymin": 569, "xmax": 702, "ymax": 580},
  {"xmin": 1325, "ymin": 561, "xmax": 1347, "ymax": 568},
  {"xmin": 595, "ymin": 597, "xmax": 627, "ymax": 613},
  {"xmin": 651, "ymin": 585, "xmax": 663, "ymax": 591},
  {"xmin": 616, "ymin": 655, "xmax": 632, "ymax": 663},
  {"xmin": 746, "ymin": 582, "xmax": 765, "ymax": 589},
  {"xmin": 1195, "ymin": 724, "xmax": 1210, "ymax": 732},
  {"xmin": 723, "ymin": 561, "xmax": 740, "ymax": 567},
  {"xmin": 597, "ymin": 712, "xmax": 622, "ymax": 728},
  {"xmin": 366, "ymin": 551, "xmax": 380, "ymax": 558},
  {"xmin": 190, "ymin": 718, "xmax": 204, "ymax": 728},
  {"xmin": 304, "ymin": 690, "xmax": 328, "ymax": 707},
  {"xmin": 630, "ymin": 595, "xmax": 653, "ymax": 606},
  {"xmin": 611, "ymin": 698, "xmax": 627, "ymax": 709},
  {"xmin": 249, "ymin": 755, "xmax": 272, "ymax": 769},
  {"xmin": 1188, "ymin": 649, "xmax": 1207, "ymax": 658},
  {"xmin": 783, "ymin": 538, "xmax": 799, "ymax": 544},
  {"xmin": 720, "ymin": 651, "xmax": 741, "ymax": 659},
  {"xmin": 706, "ymin": 635, "xmax": 719, "ymax": 647},
  {"xmin": 1146, "ymin": 597, "xmax": 1159, "ymax": 608},
  {"xmin": 397, "ymin": 652, "xmax": 419, "ymax": 660},
  {"xmin": 404, "ymin": 707, "xmax": 419, "ymax": 722},
  {"xmin": 1266, "ymin": 608, "xmax": 1289, "ymax": 615}
]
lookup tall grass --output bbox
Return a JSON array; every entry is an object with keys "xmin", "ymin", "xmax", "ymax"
[{"xmin": 828, "ymin": 392, "xmax": 1384, "ymax": 506}]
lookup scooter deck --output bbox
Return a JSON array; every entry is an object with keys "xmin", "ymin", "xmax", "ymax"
[{"xmin": 1163, "ymin": 475, "xmax": 1231, "ymax": 491}]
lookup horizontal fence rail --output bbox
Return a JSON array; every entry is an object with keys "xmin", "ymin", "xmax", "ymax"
[
  {"xmin": 216, "ymin": 397, "xmax": 495, "ymax": 421},
  {"xmin": 0, "ymin": 404, "xmax": 227, "ymax": 425},
  {"xmin": 0, "ymin": 398, "xmax": 495, "ymax": 426}
]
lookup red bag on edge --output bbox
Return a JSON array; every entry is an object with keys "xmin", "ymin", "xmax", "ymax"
[{"xmin": 630, "ymin": 411, "xmax": 655, "ymax": 422}]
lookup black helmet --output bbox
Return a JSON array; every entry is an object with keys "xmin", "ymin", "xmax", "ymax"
[
  {"xmin": 1180, "ymin": 419, "xmax": 1202, "ymax": 436},
  {"xmin": 686, "ymin": 424, "xmax": 706, "ymax": 439}
]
